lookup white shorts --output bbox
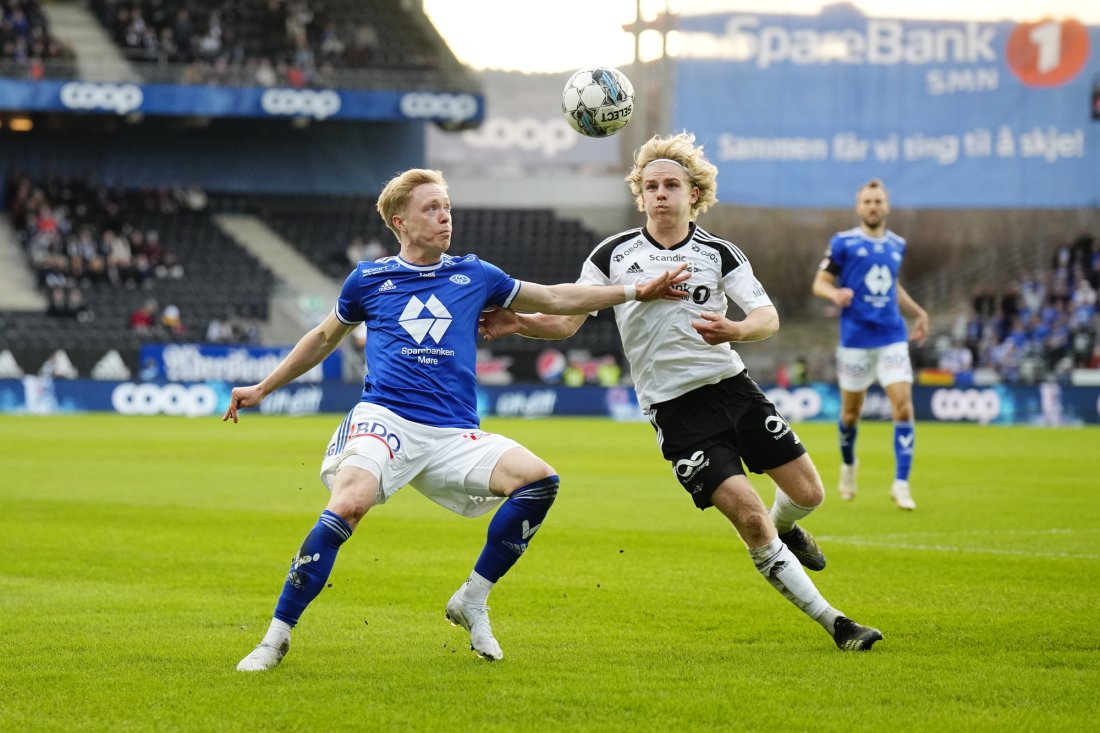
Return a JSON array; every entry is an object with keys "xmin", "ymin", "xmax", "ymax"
[
  {"xmin": 319, "ymin": 403, "xmax": 520, "ymax": 518},
  {"xmin": 836, "ymin": 342, "xmax": 913, "ymax": 392}
]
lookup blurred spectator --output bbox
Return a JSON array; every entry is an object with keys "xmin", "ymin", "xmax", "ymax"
[
  {"xmin": 129, "ymin": 298, "xmax": 159, "ymax": 333},
  {"xmin": 345, "ymin": 235, "xmax": 388, "ymax": 266},
  {"xmin": 205, "ymin": 314, "xmax": 231, "ymax": 343},
  {"xmin": 937, "ymin": 337, "xmax": 973, "ymax": 376},
  {"xmin": 774, "ymin": 361, "xmax": 790, "ymax": 389},
  {"xmin": 46, "ymin": 286, "xmax": 70, "ymax": 318},
  {"xmin": 344, "ymin": 236, "xmax": 368, "ymax": 265},
  {"xmin": 205, "ymin": 307, "xmax": 260, "ymax": 344},
  {"xmin": 1088, "ymin": 344, "xmax": 1100, "ymax": 370},
  {"xmin": 318, "ymin": 21, "xmax": 345, "ymax": 59},
  {"xmin": 67, "ymin": 288, "xmax": 94, "ymax": 323},
  {"xmin": 180, "ymin": 183, "xmax": 207, "ymax": 211},
  {"xmin": 596, "ymin": 357, "xmax": 621, "ymax": 387},
  {"xmin": 160, "ymin": 303, "xmax": 185, "ymax": 338},
  {"xmin": 254, "ymin": 57, "xmax": 276, "ymax": 86},
  {"xmin": 46, "ymin": 286, "xmax": 93, "ymax": 322},
  {"xmin": 789, "ymin": 356, "xmax": 808, "ymax": 385}
]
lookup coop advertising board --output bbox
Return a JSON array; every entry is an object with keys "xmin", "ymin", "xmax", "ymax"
[
  {"xmin": 425, "ymin": 71, "xmax": 621, "ymax": 168},
  {"xmin": 0, "ymin": 79, "xmax": 483, "ymax": 124},
  {"xmin": 3, "ymin": 379, "xmax": 1099, "ymax": 424},
  {"xmin": 673, "ymin": 7, "xmax": 1099, "ymax": 207}
]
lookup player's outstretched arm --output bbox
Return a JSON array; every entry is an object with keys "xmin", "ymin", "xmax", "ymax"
[
  {"xmin": 223, "ymin": 311, "xmax": 355, "ymax": 423},
  {"xmin": 691, "ymin": 305, "xmax": 779, "ymax": 345},
  {"xmin": 511, "ymin": 263, "xmax": 689, "ymax": 316},
  {"xmin": 480, "ymin": 307, "xmax": 587, "ymax": 342}
]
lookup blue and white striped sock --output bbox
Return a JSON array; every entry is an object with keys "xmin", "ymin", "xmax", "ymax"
[
  {"xmin": 894, "ymin": 422, "xmax": 915, "ymax": 481},
  {"xmin": 272, "ymin": 509, "xmax": 352, "ymax": 627},
  {"xmin": 473, "ymin": 475, "xmax": 559, "ymax": 583}
]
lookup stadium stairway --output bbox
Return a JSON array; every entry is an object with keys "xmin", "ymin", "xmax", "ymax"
[
  {"xmin": 0, "ymin": 214, "xmax": 46, "ymax": 310},
  {"xmin": 213, "ymin": 213, "xmax": 340, "ymax": 344},
  {"xmin": 45, "ymin": 0, "xmax": 138, "ymax": 83}
]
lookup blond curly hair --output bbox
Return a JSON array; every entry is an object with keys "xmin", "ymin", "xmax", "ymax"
[{"xmin": 625, "ymin": 132, "xmax": 718, "ymax": 220}]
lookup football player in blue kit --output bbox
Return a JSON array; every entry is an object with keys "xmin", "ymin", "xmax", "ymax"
[
  {"xmin": 481, "ymin": 133, "xmax": 884, "ymax": 651},
  {"xmin": 812, "ymin": 179, "xmax": 929, "ymax": 510},
  {"xmin": 224, "ymin": 168, "xmax": 688, "ymax": 670}
]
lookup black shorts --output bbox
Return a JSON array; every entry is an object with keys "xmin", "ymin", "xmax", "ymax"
[{"xmin": 647, "ymin": 372, "xmax": 807, "ymax": 509}]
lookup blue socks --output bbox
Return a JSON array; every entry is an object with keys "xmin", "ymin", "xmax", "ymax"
[
  {"xmin": 894, "ymin": 421, "xmax": 915, "ymax": 481},
  {"xmin": 273, "ymin": 510, "xmax": 352, "ymax": 627},
  {"xmin": 473, "ymin": 475, "xmax": 559, "ymax": 583},
  {"xmin": 269, "ymin": 478, "xmax": 559, "ymax": 627},
  {"xmin": 838, "ymin": 421, "xmax": 857, "ymax": 465}
]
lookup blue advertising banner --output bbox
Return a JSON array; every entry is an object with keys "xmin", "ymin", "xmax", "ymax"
[
  {"xmin": 2, "ymin": 379, "xmax": 1098, "ymax": 425},
  {"xmin": 673, "ymin": 7, "xmax": 1099, "ymax": 207},
  {"xmin": 0, "ymin": 79, "xmax": 483, "ymax": 124},
  {"xmin": 138, "ymin": 344, "xmax": 343, "ymax": 383}
]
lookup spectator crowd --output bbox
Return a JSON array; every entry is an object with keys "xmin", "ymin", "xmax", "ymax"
[
  {"xmin": 0, "ymin": 0, "xmax": 74, "ymax": 78},
  {"xmin": 6, "ymin": 172, "xmax": 257, "ymax": 344},
  {"xmin": 946, "ymin": 233, "xmax": 1100, "ymax": 383},
  {"xmin": 88, "ymin": 0, "xmax": 433, "ymax": 88}
]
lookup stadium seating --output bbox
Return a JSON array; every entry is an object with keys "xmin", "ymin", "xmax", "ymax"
[
  {"xmin": 2, "ymin": 173, "xmax": 274, "ymax": 373},
  {"xmin": 84, "ymin": 0, "xmax": 477, "ymax": 90},
  {"xmin": 0, "ymin": 0, "xmax": 76, "ymax": 79}
]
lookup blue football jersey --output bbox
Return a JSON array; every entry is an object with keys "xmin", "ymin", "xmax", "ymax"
[
  {"xmin": 823, "ymin": 228, "xmax": 909, "ymax": 348},
  {"xmin": 335, "ymin": 254, "xmax": 521, "ymax": 428}
]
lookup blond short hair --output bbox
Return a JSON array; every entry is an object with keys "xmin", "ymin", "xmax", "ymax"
[
  {"xmin": 856, "ymin": 178, "xmax": 889, "ymax": 202},
  {"xmin": 376, "ymin": 168, "xmax": 447, "ymax": 239},
  {"xmin": 626, "ymin": 132, "xmax": 718, "ymax": 220}
]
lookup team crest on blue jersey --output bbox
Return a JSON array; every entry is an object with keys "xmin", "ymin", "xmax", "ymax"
[
  {"xmin": 449, "ymin": 274, "xmax": 471, "ymax": 285},
  {"xmin": 399, "ymin": 294, "xmax": 453, "ymax": 344}
]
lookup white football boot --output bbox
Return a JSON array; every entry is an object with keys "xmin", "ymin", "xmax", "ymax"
[
  {"xmin": 445, "ymin": 586, "xmax": 503, "ymax": 661},
  {"xmin": 236, "ymin": 638, "xmax": 290, "ymax": 672},
  {"xmin": 891, "ymin": 479, "xmax": 916, "ymax": 511},
  {"xmin": 838, "ymin": 462, "xmax": 858, "ymax": 501}
]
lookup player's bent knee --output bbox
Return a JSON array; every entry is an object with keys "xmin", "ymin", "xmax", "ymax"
[
  {"xmin": 328, "ymin": 469, "xmax": 381, "ymax": 525},
  {"xmin": 490, "ymin": 448, "xmax": 557, "ymax": 496},
  {"xmin": 736, "ymin": 510, "xmax": 776, "ymax": 546}
]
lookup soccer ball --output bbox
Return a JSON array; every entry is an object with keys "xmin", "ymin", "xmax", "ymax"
[{"xmin": 561, "ymin": 67, "xmax": 634, "ymax": 138}]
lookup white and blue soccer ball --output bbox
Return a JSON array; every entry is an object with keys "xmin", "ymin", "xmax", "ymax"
[{"xmin": 561, "ymin": 67, "xmax": 635, "ymax": 138}]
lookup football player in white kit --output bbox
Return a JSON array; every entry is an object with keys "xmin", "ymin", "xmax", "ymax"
[
  {"xmin": 812, "ymin": 180, "xmax": 929, "ymax": 510},
  {"xmin": 224, "ymin": 169, "xmax": 688, "ymax": 670},
  {"xmin": 481, "ymin": 133, "xmax": 882, "ymax": 651}
]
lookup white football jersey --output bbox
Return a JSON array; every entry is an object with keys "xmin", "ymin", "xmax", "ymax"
[{"xmin": 577, "ymin": 223, "xmax": 773, "ymax": 408}]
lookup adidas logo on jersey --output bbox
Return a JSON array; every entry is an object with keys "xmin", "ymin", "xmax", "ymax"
[
  {"xmin": 626, "ymin": 262, "xmax": 644, "ymax": 274},
  {"xmin": 378, "ymin": 279, "xmax": 396, "ymax": 292}
]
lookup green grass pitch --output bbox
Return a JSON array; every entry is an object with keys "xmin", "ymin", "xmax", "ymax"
[{"xmin": 2, "ymin": 414, "xmax": 1097, "ymax": 732}]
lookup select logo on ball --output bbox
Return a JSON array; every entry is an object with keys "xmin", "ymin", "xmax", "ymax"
[{"xmin": 561, "ymin": 66, "xmax": 635, "ymax": 138}]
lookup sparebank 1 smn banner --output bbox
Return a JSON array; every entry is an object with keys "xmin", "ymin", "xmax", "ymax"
[{"xmin": 673, "ymin": 6, "xmax": 1098, "ymax": 208}]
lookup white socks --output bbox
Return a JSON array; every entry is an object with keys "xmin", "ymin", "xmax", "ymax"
[
  {"xmin": 461, "ymin": 571, "xmax": 495, "ymax": 606},
  {"xmin": 261, "ymin": 618, "xmax": 293, "ymax": 646},
  {"xmin": 750, "ymin": 537, "xmax": 840, "ymax": 633},
  {"xmin": 770, "ymin": 487, "xmax": 814, "ymax": 534}
]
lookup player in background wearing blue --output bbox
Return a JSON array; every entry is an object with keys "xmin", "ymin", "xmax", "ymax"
[
  {"xmin": 812, "ymin": 179, "xmax": 929, "ymax": 510},
  {"xmin": 481, "ymin": 133, "xmax": 883, "ymax": 651},
  {"xmin": 224, "ymin": 168, "xmax": 688, "ymax": 670}
]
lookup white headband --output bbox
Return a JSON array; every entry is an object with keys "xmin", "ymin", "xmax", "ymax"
[{"xmin": 644, "ymin": 158, "xmax": 689, "ymax": 171}]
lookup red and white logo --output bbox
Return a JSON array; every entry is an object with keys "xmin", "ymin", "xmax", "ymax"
[{"xmin": 1006, "ymin": 19, "xmax": 1090, "ymax": 87}]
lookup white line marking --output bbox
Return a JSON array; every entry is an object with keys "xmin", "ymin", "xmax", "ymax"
[{"xmin": 818, "ymin": 536, "xmax": 1099, "ymax": 560}]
